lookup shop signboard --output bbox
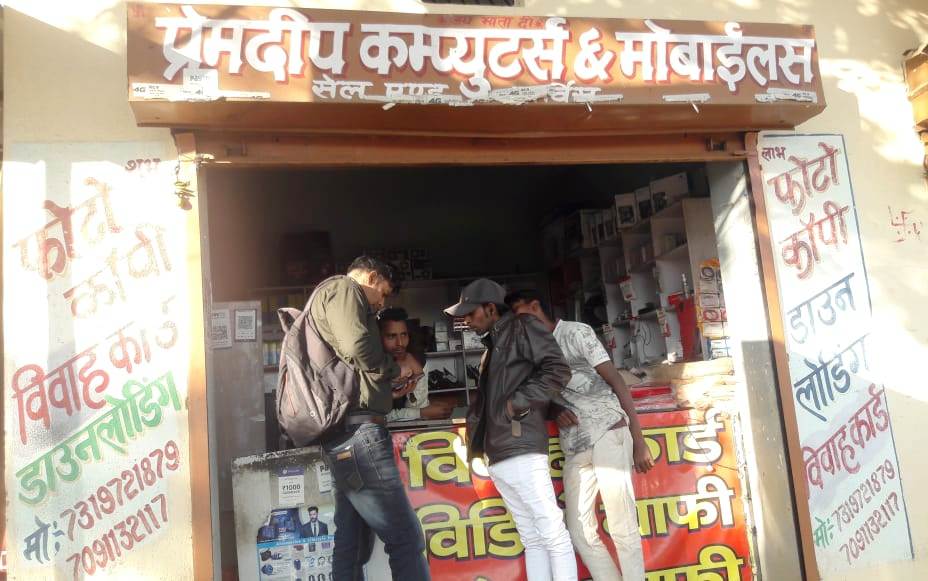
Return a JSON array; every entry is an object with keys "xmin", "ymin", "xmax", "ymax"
[
  {"xmin": 234, "ymin": 412, "xmax": 750, "ymax": 580},
  {"xmin": 3, "ymin": 144, "xmax": 197, "ymax": 578},
  {"xmin": 126, "ymin": 4, "xmax": 825, "ymax": 132},
  {"xmin": 757, "ymin": 133, "xmax": 914, "ymax": 574},
  {"xmin": 390, "ymin": 410, "xmax": 752, "ymax": 580}
]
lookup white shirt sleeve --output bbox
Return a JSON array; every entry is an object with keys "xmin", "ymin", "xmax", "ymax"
[
  {"xmin": 574, "ymin": 324, "xmax": 612, "ymax": 368},
  {"xmin": 386, "ymin": 376, "xmax": 429, "ymax": 422}
]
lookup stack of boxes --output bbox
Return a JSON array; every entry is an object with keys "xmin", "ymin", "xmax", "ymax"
[
  {"xmin": 613, "ymin": 172, "xmax": 691, "ymax": 230},
  {"xmin": 263, "ymin": 340, "xmax": 282, "ymax": 367},
  {"xmin": 551, "ymin": 172, "xmax": 693, "ymax": 253},
  {"xmin": 695, "ymin": 258, "xmax": 730, "ymax": 359},
  {"xmin": 434, "ymin": 320, "xmax": 450, "ymax": 352},
  {"xmin": 261, "ymin": 292, "xmax": 306, "ymax": 368},
  {"xmin": 360, "ymin": 248, "xmax": 433, "ymax": 281}
]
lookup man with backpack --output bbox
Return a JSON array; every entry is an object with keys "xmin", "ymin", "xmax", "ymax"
[
  {"xmin": 444, "ymin": 279, "xmax": 576, "ymax": 581},
  {"xmin": 299, "ymin": 256, "xmax": 429, "ymax": 580}
]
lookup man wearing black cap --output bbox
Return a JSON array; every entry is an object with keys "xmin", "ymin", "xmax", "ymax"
[{"xmin": 445, "ymin": 279, "xmax": 577, "ymax": 581}]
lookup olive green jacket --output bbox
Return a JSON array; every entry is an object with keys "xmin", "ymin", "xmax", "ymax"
[{"xmin": 309, "ymin": 276, "xmax": 400, "ymax": 414}]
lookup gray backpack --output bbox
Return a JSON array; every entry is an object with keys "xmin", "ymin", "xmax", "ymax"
[{"xmin": 276, "ymin": 277, "xmax": 360, "ymax": 447}]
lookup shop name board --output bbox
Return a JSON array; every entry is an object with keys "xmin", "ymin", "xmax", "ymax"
[{"xmin": 128, "ymin": 4, "xmax": 822, "ymax": 108}]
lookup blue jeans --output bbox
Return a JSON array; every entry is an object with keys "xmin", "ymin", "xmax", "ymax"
[{"xmin": 321, "ymin": 422, "xmax": 430, "ymax": 581}]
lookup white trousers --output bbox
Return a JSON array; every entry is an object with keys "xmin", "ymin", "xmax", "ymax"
[
  {"xmin": 563, "ymin": 427, "xmax": 645, "ymax": 581},
  {"xmin": 488, "ymin": 453, "xmax": 578, "ymax": 581}
]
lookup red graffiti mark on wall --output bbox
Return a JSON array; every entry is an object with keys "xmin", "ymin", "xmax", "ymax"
[{"xmin": 889, "ymin": 206, "xmax": 923, "ymax": 243}]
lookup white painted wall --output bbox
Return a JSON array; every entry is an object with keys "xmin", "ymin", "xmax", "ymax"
[{"xmin": 5, "ymin": 1, "xmax": 927, "ymax": 580}]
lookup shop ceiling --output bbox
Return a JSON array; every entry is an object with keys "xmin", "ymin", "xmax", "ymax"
[{"xmin": 128, "ymin": 3, "xmax": 826, "ymax": 149}]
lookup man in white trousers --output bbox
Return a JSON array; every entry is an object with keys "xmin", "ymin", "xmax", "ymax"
[
  {"xmin": 507, "ymin": 289, "xmax": 655, "ymax": 581},
  {"xmin": 445, "ymin": 279, "xmax": 577, "ymax": 581}
]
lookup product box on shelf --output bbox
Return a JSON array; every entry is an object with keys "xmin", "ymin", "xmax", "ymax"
[
  {"xmin": 635, "ymin": 186, "xmax": 653, "ymax": 221},
  {"xmin": 564, "ymin": 210, "xmax": 600, "ymax": 252},
  {"xmin": 614, "ymin": 192, "xmax": 638, "ymax": 228},
  {"xmin": 362, "ymin": 248, "xmax": 432, "ymax": 280},
  {"xmin": 581, "ymin": 209, "xmax": 599, "ymax": 249},
  {"xmin": 602, "ymin": 208, "xmax": 617, "ymax": 241},
  {"xmin": 641, "ymin": 244, "xmax": 654, "ymax": 263},
  {"xmin": 708, "ymin": 338, "xmax": 731, "ymax": 359},
  {"xmin": 619, "ymin": 276, "xmax": 636, "ymax": 302},
  {"xmin": 650, "ymin": 172, "xmax": 690, "ymax": 213},
  {"xmin": 462, "ymin": 330, "xmax": 483, "ymax": 350}
]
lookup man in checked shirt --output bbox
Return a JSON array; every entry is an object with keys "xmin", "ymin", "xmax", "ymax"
[{"xmin": 507, "ymin": 289, "xmax": 655, "ymax": 581}]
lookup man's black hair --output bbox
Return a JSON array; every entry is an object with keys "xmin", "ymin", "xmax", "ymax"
[
  {"xmin": 307, "ymin": 506, "xmax": 319, "ymax": 513},
  {"xmin": 504, "ymin": 289, "xmax": 550, "ymax": 317},
  {"xmin": 485, "ymin": 302, "xmax": 510, "ymax": 316},
  {"xmin": 348, "ymin": 255, "xmax": 402, "ymax": 291},
  {"xmin": 376, "ymin": 307, "xmax": 408, "ymax": 328}
]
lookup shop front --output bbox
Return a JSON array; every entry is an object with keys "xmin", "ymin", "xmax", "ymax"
[{"xmin": 4, "ymin": 2, "xmax": 927, "ymax": 581}]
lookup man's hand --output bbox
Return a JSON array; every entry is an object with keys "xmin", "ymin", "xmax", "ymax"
[
  {"xmin": 396, "ymin": 359, "xmax": 417, "ymax": 381},
  {"xmin": 632, "ymin": 436, "xmax": 655, "ymax": 474},
  {"xmin": 555, "ymin": 408, "xmax": 579, "ymax": 429},
  {"xmin": 391, "ymin": 377, "xmax": 418, "ymax": 399},
  {"xmin": 406, "ymin": 357, "xmax": 424, "ymax": 375},
  {"xmin": 392, "ymin": 359, "xmax": 419, "ymax": 399}
]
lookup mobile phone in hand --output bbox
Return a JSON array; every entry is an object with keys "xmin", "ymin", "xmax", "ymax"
[{"xmin": 392, "ymin": 373, "xmax": 424, "ymax": 390}]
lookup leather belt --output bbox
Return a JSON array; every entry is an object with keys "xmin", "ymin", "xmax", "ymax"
[{"xmin": 344, "ymin": 413, "xmax": 386, "ymax": 426}]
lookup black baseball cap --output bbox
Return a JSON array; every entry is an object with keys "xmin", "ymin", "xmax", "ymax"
[{"xmin": 444, "ymin": 279, "xmax": 506, "ymax": 317}]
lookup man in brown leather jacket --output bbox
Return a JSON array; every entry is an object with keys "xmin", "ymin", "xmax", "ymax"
[{"xmin": 445, "ymin": 279, "xmax": 577, "ymax": 581}]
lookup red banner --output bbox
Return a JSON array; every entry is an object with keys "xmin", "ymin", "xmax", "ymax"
[{"xmin": 391, "ymin": 409, "xmax": 752, "ymax": 580}]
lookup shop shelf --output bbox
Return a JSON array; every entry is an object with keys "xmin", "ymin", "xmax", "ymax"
[
  {"xmin": 634, "ymin": 310, "xmax": 660, "ymax": 320},
  {"xmin": 628, "ymin": 200, "xmax": 685, "ymax": 233},
  {"xmin": 253, "ymin": 284, "xmax": 316, "ymax": 294},
  {"xmin": 426, "ymin": 348, "xmax": 486, "ymax": 358},
  {"xmin": 428, "ymin": 386, "xmax": 476, "ymax": 393},
  {"xmin": 629, "ymin": 258, "xmax": 656, "ymax": 273},
  {"xmin": 655, "ymin": 242, "xmax": 689, "ymax": 262},
  {"xmin": 402, "ymin": 271, "xmax": 543, "ymax": 289},
  {"xmin": 652, "ymin": 200, "xmax": 685, "ymax": 221}
]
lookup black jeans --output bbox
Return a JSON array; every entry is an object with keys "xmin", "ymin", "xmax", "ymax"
[{"xmin": 321, "ymin": 422, "xmax": 430, "ymax": 581}]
